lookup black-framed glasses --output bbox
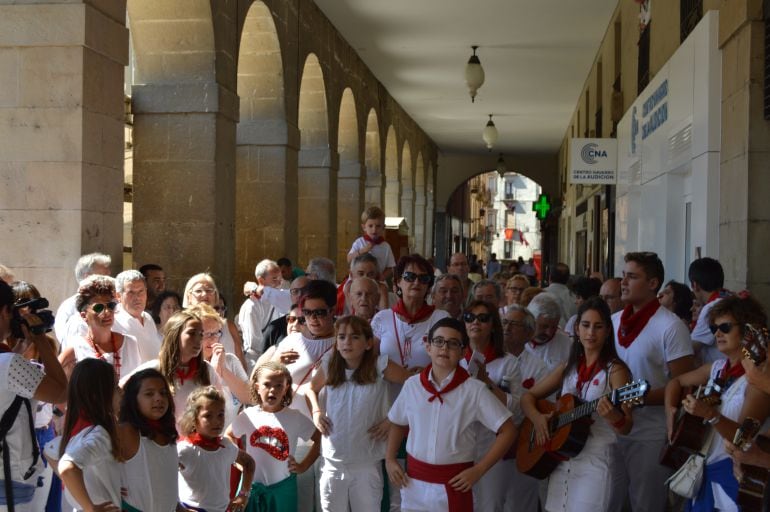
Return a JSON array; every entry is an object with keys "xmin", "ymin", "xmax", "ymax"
[
  {"xmin": 297, "ymin": 316, "xmax": 307, "ymax": 325},
  {"xmin": 401, "ymin": 271, "xmax": 432, "ymax": 285},
  {"xmin": 302, "ymin": 308, "xmax": 330, "ymax": 319},
  {"xmin": 90, "ymin": 301, "xmax": 118, "ymax": 314},
  {"xmin": 429, "ymin": 336, "xmax": 464, "ymax": 350},
  {"xmin": 709, "ymin": 322, "xmax": 736, "ymax": 335},
  {"xmin": 463, "ymin": 312, "xmax": 492, "ymax": 323}
]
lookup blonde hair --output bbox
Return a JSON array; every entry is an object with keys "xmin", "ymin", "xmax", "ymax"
[
  {"xmin": 158, "ymin": 310, "xmax": 210, "ymax": 394},
  {"xmin": 187, "ymin": 303, "xmax": 224, "ymax": 327},
  {"xmin": 250, "ymin": 361, "xmax": 293, "ymax": 407},
  {"xmin": 182, "ymin": 273, "xmax": 219, "ymax": 308},
  {"xmin": 178, "ymin": 386, "xmax": 225, "ymax": 436}
]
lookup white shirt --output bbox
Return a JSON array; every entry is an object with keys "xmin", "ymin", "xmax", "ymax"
[
  {"xmin": 348, "ymin": 237, "xmax": 396, "ymax": 275},
  {"xmin": 61, "ymin": 312, "xmax": 88, "ymax": 352},
  {"xmin": 525, "ymin": 330, "xmax": 572, "ymax": 373},
  {"xmin": 544, "ymin": 283, "xmax": 576, "ymax": 327},
  {"xmin": 231, "ymin": 406, "xmax": 316, "ymax": 486},
  {"xmin": 261, "ymin": 287, "xmax": 293, "ymax": 316},
  {"xmin": 460, "ymin": 352, "xmax": 522, "ymax": 415},
  {"xmin": 112, "ymin": 307, "xmax": 161, "ymax": 363},
  {"xmin": 178, "ymin": 438, "xmax": 239, "ymax": 512},
  {"xmin": 692, "ymin": 298, "xmax": 724, "ymax": 364},
  {"xmin": 612, "ymin": 305, "xmax": 693, "ymax": 441},
  {"xmin": 388, "ymin": 370, "xmax": 512, "ymax": 464},
  {"xmin": 319, "ymin": 353, "xmax": 390, "ymax": 465},
  {"xmin": 237, "ymin": 295, "xmax": 280, "ymax": 358},
  {"xmin": 509, "ymin": 349, "xmax": 550, "ymax": 422},
  {"xmin": 0, "ymin": 354, "xmax": 44, "ymax": 483},
  {"xmin": 59, "ymin": 426, "xmax": 121, "ymax": 509},
  {"xmin": 275, "ymin": 332, "xmax": 336, "ymax": 417},
  {"xmin": 121, "ymin": 436, "xmax": 179, "ymax": 512},
  {"xmin": 54, "ymin": 294, "xmax": 78, "ymax": 344},
  {"xmin": 371, "ymin": 308, "xmax": 450, "ymax": 370},
  {"xmin": 71, "ymin": 333, "xmax": 144, "ymax": 379}
]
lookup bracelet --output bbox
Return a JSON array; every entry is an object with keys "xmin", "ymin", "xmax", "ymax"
[
  {"xmin": 237, "ymin": 490, "xmax": 249, "ymax": 498},
  {"xmin": 312, "ymin": 410, "xmax": 322, "ymax": 415},
  {"xmin": 707, "ymin": 413, "xmax": 721, "ymax": 426},
  {"xmin": 612, "ymin": 416, "xmax": 627, "ymax": 429}
]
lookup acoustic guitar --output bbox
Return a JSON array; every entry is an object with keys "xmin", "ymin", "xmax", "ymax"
[
  {"xmin": 732, "ymin": 417, "xmax": 770, "ymax": 512},
  {"xmin": 516, "ymin": 379, "xmax": 649, "ymax": 479}
]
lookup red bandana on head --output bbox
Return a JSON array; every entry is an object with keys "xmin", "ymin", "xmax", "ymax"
[
  {"xmin": 618, "ymin": 299, "xmax": 661, "ymax": 348},
  {"xmin": 184, "ymin": 432, "xmax": 223, "ymax": 451},
  {"xmin": 419, "ymin": 364, "xmax": 470, "ymax": 404},
  {"xmin": 363, "ymin": 234, "xmax": 384, "ymax": 245},
  {"xmin": 175, "ymin": 357, "xmax": 199, "ymax": 386},
  {"xmin": 463, "ymin": 343, "xmax": 499, "ymax": 365},
  {"xmin": 392, "ymin": 300, "xmax": 435, "ymax": 325}
]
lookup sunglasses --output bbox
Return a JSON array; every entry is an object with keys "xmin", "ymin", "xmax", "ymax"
[
  {"xmin": 709, "ymin": 322, "xmax": 736, "ymax": 335},
  {"xmin": 463, "ymin": 312, "xmax": 492, "ymax": 323},
  {"xmin": 401, "ymin": 271, "xmax": 432, "ymax": 285},
  {"xmin": 429, "ymin": 336, "xmax": 464, "ymax": 351},
  {"xmin": 287, "ymin": 315, "xmax": 300, "ymax": 323},
  {"xmin": 90, "ymin": 301, "xmax": 118, "ymax": 314},
  {"xmin": 302, "ymin": 308, "xmax": 330, "ymax": 319},
  {"xmin": 297, "ymin": 316, "xmax": 307, "ymax": 325}
]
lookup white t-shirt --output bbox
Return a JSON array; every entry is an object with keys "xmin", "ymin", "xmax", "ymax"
[
  {"xmin": 275, "ymin": 332, "xmax": 336, "ymax": 418},
  {"xmin": 238, "ymin": 296, "xmax": 280, "ymax": 359},
  {"xmin": 177, "ymin": 437, "xmax": 239, "ymax": 512},
  {"xmin": 112, "ymin": 307, "xmax": 162, "ymax": 363},
  {"xmin": 348, "ymin": 237, "xmax": 396, "ymax": 275},
  {"xmin": 388, "ymin": 370, "xmax": 512, "ymax": 464},
  {"xmin": 71, "ymin": 333, "xmax": 144, "ymax": 380},
  {"xmin": 525, "ymin": 330, "xmax": 572, "ymax": 373},
  {"xmin": 121, "ymin": 436, "xmax": 179, "ymax": 512},
  {"xmin": 371, "ymin": 308, "xmax": 450, "ymax": 370},
  {"xmin": 692, "ymin": 298, "xmax": 724, "ymax": 364},
  {"xmin": 0, "ymin": 353, "xmax": 44, "ymax": 483},
  {"xmin": 509, "ymin": 349, "xmax": 550, "ymax": 422},
  {"xmin": 54, "ymin": 294, "xmax": 78, "ymax": 344},
  {"xmin": 58, "ymin": 426, "xmax": 121, "ymax": 509},
  {"xmin": 230, "ymin": 406, "xmax": 316, "ymax": 486},
  {"xmin": 612, "ymin": 305, "xmax": 693, "ymax": 441}
]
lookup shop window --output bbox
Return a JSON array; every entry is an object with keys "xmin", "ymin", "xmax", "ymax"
[
  {"xmin": 638, "ymin": 24, "xmax": 651, "ymax": 95},
  {"xmin": 680, "ymin": 0, "xmax": 702, "ymax": 43}
]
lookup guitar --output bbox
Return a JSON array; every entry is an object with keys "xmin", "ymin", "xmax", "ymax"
[
  {"xmin": 742, "ymin": 323, "xmax": 769, "ymax": 366},
  {"xmin": 516, "ymin": 379, "xmax": 649, "ymax": 479},
  {"xmin": 734, "ymin": 418, "xmax": 770, "ymax": 511}
]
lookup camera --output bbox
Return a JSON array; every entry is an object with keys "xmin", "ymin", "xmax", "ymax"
[{"xmin": 11, "ymin": 297, "xmax": 55, "ymax": 338}]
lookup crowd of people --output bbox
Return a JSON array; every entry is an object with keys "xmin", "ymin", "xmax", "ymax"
[{"xmin": 1, "ymin": 203, "xmax": 769, "ymax": 512}]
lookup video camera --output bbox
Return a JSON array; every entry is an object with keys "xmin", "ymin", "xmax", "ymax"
[{"xmin": 11, "ymin": 297, "xmax": 55, "ymax": 338}]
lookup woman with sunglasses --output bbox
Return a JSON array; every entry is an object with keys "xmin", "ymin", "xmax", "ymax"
[
  {"xmin": 62, "ymin": 274, "xmax": 143, "ymax": 380},
  {"xmin": 461, "ymin": 299, "xmax": 522, "ymax": 511},
  {"xmin": 183, "ymin": 272, "xmax": 247, "ymax": 371},
  {"xmin": 664, "ymin": 294, "xmax": 770, "ymax": 511}
]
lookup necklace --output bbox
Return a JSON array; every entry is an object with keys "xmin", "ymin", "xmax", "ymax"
[{"xmin": 86, "ymin": 331, "xmax": 121, "ymax": 378}]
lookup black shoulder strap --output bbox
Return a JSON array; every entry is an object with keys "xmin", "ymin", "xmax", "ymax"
[{"xmin": 0, "ymin": 395, "xmax": 25, "ymax": 512}]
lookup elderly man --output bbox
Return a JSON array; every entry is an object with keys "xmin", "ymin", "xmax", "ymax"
[
  {"xmin": 599, "ymin": 277, "xmax": 623, "ymax": 314},
  {"xmin": 54, "ymin": 252, "xmax": 111, "ymax": 345},
  {"xmin": 448, "ymin": 252, "xmax": 474, "ymax": 302},
  {"xmin": 430, "ymin": 274, "xmax": 464, "ymax": 320},
  {"xmin": 306, "ymin": 257, "xmax": 336, "ymax": 284},
  {"xmin": 348, "ymin": 277, "xmax": 381, "ymax": 321},
  {"xmin": 112, "ymin": 270, "xmax": 162, "ymax": 362},
  {"xmin": 338, "ymin": 254, "xmax": 390, "ymax": 315},
  {"xmin": 471, "ymin": 279, "xmax": 503, "ymax": 310},
  {"xmin": 525, "ymin": 293, "xmax": 572, "ymax": 372},
  {"xmin": 238, "ymin": 259, "xmax": 286, "ymax": 367}
]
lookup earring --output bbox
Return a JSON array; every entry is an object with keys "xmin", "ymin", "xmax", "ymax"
[{"xmin": 396, "ymin": 288, "xmax": 403, "ymax": 297}]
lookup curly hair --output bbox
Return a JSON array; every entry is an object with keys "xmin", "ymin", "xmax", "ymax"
[
  {"xmin": 250, "ymin": 361, "xmax": 293, "ymax": 407},
  {"xmin": 76, "ymin": 275, "xmax": 116, "ymax": 312},
  {"xmin": 178, "ymin": 386, "xmax": 226, "ymax": 436},
  {"xmin": 709, "ymin": 295, "xmax": 768, "ymax": 336}
]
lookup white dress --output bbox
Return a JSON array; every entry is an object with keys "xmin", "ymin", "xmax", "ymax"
[{"xmin": 545, "ymin": 365, "xmax": 617, "ymax": 512}]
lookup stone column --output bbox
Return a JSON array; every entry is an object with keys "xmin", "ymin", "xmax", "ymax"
[
  {"xmin": 0, "ymin": 1, "xmax": 128, "ymax": 306},
  {"xmin": 433, "ymin": 208, "xmax": 448, "ymax": 271},
  {"xmin": 298, "ymin": 148, "xmax": 338, "ymax": 266},
  {"xmin": 413, "ymin": 191, "xmax": 426, "ymax": 256},
  {"xmin": 400, "ymin": 188, "xmax": 415, "ymax": 249},
  {"xmin": 718, "ymin": 1, "xmax": 770, "ymax": 303},
  {"xmin": 131, "ymin": 81, "xmax": 237, "ymax": 298},
  {"xmin": 336, "ymin": 158, "xmax": 364, "ymax": 272}
]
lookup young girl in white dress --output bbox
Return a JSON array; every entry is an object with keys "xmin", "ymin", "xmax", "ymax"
[
  {"xmin": 521, "ymin": 297, "xmax": 634, "ymax": 512},
  {"xmin": 305, "ymin": 315, "xmax": 411, "ymax": 512}
]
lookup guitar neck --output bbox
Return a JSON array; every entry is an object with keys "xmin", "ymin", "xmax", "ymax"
[{"xmin": 554, "ymin": 393, "xmax": 607, "ymax": 429}]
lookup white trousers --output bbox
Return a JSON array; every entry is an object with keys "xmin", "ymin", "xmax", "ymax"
[
  {"xmin": 401, "ymin": 479, "xmax": 450, "ymax": 512},
  {"xmin": 319, "ymin": 459, "xmax": 382, "ymax": 512}
]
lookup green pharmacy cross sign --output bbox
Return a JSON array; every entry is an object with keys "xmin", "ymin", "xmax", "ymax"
[{"xmin": 533, "ymin": 194, "xmax": 552, "ymax": 220}]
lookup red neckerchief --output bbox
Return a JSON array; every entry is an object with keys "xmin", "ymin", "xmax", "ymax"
[
  {"xmin": 707, "ymin": 289, "xmax": 732, "ymax": 304},
  {"xmin": 175, "ymin": 358, "xmax": 199, "ymax": 386},
  {"xmin": 69, "ymin": 413, "xmax": 95, "ymax": 439},
  {"xmin": 335, "ymin": 276, "xmax": 348, "ymax": 316},
  {"xmin": 463, "ymin": 343, "xmax": 499, "ymax": 365},
  {"xmin": 363, "ymin": 234, "xmax": 384, "ymax": 245},
  {"xmin": 618, "ymin": 299, "xmax": 661, "ymax": 348},
  {"xmin": 184, "ymin": 432, "xmax": 223, "ymax": 451},
  {"xmin": 0, "ymin": 343, "xmax": 11, "ymax": 353},
  {"xmin": 419, "ymin": 364, "xmax": 470, "ymax": 404},
  {"xmin": 529, "ymin": 336, "xmax": 551, "ymax": 349},
  {"xmin": 576, "ymin": 356, "xmax": 603, "ymax": 395},
  {"xmin": 145, "ymin": 418, "xmax": 166, "ymax": 436},
  {"xmin": 87, "ymin": 332, "xmax": 121, "ymax": 379},
  {"xmin": 392, "ymin": 300, "xmax": 435, "ymax": 325},
  {"xmin": 720, "ymin": 359, "xmax": 746, "ymax": 383}
]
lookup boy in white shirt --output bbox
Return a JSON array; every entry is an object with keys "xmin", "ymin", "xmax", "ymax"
[
  {"xmin": 347, "ymin": 206, "xmax": 395, "ymax": 282},
  {"xmin": 385, "ymin": 317, "xmax": 516, "ymax": 512}
]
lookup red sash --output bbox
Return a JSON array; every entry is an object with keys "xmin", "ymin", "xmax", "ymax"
[
  {"xmin": 618, "ymin": 299, "xmax": 660, "ymax": 348},
  {"xmin": 392, "ymin": 300, "xmax": 435, "ymax": 326},
  {"xmin": 406, "ymin": 455, "xmax": 474, "ymax": 512},
  {"xmin": 419, "ymin": 365, "xmax": 469, "ymax": 404},
  {"xmin": 363, "ymin": 234, "xmax": 384, "ymax": 245}
]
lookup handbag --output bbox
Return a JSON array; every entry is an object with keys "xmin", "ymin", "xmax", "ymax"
[{"xmin": 666, "ymin": 450, "xmax": 708, "ymax": 499}]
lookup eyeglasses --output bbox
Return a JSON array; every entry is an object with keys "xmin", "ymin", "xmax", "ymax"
[
  {"xmin": 191, "ymin": 287, "xmax": 215, "ymax": 296},
  {"xmin": 709, "ymin": 322, "xmax": 736, "ymax": 335},
  {"xmin": 401, "ymin": 271, "xmax": 432, "ymax": 285},
  {"xmin": 287, "ymin": 315, "xmax": 300, "ymax": 323},
  {"xmin": 297, "ymin": 316, "xmax": 307, "ymax": 325},
  {"xmin": 507, "ymin": 286, "xmax": 526, "ymax": 292},
  {"xmin": 290, "ymin": 287, "xmax": 306, "ymax": 296},
  {"xmin": 502, "ymin": 320, "xmax": 526, "ymax": 329},
  {"xmin": 90, "ymin": 301, "xmax": 118, "ymax": 314},
  {"xmin": 463, "ymin": 312, "xmax": 492, "ymax": 323},
  {"xmin": 429, "ymin": 336, "xmax": 464, "ymax": 351},
  {"xmin": 202, "ymin": 330, "xmax": 222, "ymax": 339},
  {"xmin": 302, "ymin": 308, "xmax": 330, "ymax": 319}
]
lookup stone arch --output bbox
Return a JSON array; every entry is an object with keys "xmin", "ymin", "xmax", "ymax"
[
  {"xmin": 298, "ymin": 53, "xmax": 333, "ymax": 264},
  {"xmin": 384, "ymin": 126, "xmax": 399, "ymax": 217},
  {"xmin": 234, "ymin": 1, "xmax": 288, "ymax": 290},
  {"xmin": 400, "ymin": 140, "xmax": 414, "ymax": 244},
  {"xmin": 413, "ymin": 152, "xmax": 426, "ymax": 256},
  {"xmin": 364, "ymin": 109, "xmax": 382, "ymax": 208},
  {"xmin": 336, "ymin": 88, "xmax": 362, "ymax": 272},
  {"xmin": 129, "ymin": 0, "xmax": 236, "ymax": 296}
]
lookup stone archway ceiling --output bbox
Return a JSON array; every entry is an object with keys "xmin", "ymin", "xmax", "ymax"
[{"xmin": 314, "ymin": 0, "xmax": 617, "ymax": 154}]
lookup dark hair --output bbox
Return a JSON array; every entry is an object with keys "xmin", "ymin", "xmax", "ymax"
[
  {"xmin": 572, "ymin": 277, "xmax": 602, "ymax": 301},
  {"xmin": 565, "ymin": 297, "xmax": 626, "ymax": 376},
  {"xmin": 463, "ymin": 300, "xmax": 504, "ymax": 358},
  {"xmin": 395, "ymin": 254, "xmax": 434, "ymax": 284},
  {"xmin": 139, "ymin": 264, "xmax": 163, "ymax": 276},
  {"xmin": 298, "ymin": 279, "xmax": 337, "ymax": 309},
  {"xmin": 688, "ymin": 258, "xmax": 724, "ymax": 292},
  {"xmin": 76, "ymin": 275, "xmax": 116, "ymax": 312},
  {"xmin": 0, "ymin": 280, "xmax": 13, "ymax": 311},
  {"xmin": 624, "ymin": 252, "xmax": 665, "ymax": 292},
  {"xmin": 120, "ymin": 368, "xmax": 177, "ymax": 441},
  {"xmin": 150, "ymin": 290, "xmax": 183, "ymax": 324},
  {"xmin": 709, "ymin": 295, "xmax": 768, "ymax": 336},
  {"xmin": 549, "ymin": 263, "xmax": 570, "ymax": 284},
  {"xmin": 428, "ymin": 317, "xmax": 469, "ymax": 348},
  {"xmin": 327, "ymin": 316, "xmax": 377, "ymax": 387},
  {"xmin": 60, "ymin": 359, "xmax": 121, "ymax": 460},
  {"xmin": 664, "ymin": 280, "xmax": 694, "ymax": 324},
  {"xmin": 277, "ymin": 257, "xmax": 292, "ymax": 268},
  {"xmin": 352, "ymin": 252, "xmax": 379, "ymax": 268},
  {"xmin": 11, "ymin": 281, "xmax": 41, "ymax": 303}
]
